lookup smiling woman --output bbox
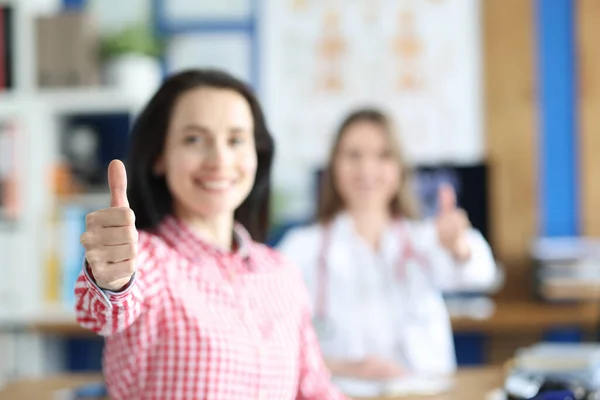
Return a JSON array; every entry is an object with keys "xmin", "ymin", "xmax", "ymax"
[
  {"xmin": 153, "ymin": 87, "xmax": 258, "ymax": 249},
  {"xmin": 126, "ymin": 70, "xmax": 274, "ymax": 244},
  {"xmin": 277, "ymin": 107, "xmax": 497, "ymax": 380},
  {"xmin": 73, "ymin": 69, "xmax": 348, "ymax": 400}
]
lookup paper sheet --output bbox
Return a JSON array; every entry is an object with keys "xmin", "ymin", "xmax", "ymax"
[
  {"xmin": 485, "ymin": 388, "xmax": 507, "ymax": 400},
  {"xmin": 332, "ymin": 376, "xmax": 454, "ymax": 398}
]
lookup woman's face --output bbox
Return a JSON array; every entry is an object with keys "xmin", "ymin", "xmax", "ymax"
[
  {"xmin": 333, "ymin": 120, "xmax": 400, "ymax": 213},
  {"xmin": 156, "ymin": 87, "xmax": 257, "ymax": 220}
]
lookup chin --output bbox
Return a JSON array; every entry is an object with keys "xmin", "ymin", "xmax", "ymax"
[
  {"xmin": 181, "ymin": 206, "xmax": 233, "ymax": 222},
  {"xmin": 348, "ymin": 198, "xmax": 390, "ymax": 211},
  {"xmin": 173, "ymin": 184, "xmax": 250, "ymax": 216}
]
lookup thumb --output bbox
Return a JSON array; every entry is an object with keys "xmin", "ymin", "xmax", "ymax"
[
  {"xmin": 438, "ymin": 183, "xmax": 456, "ymax": 215},
  {"xmin": 108, "ymin": 159, "xmax": 129, "ymax": 208}
]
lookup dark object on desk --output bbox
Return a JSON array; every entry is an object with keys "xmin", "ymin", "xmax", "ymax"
[
  {"xmin": 505, "ymin": 374, "xmax": 593, "ymax": 400},
  {"xmin": 531, "ymin": 391, "xmax": 576, "ymax": 400}
]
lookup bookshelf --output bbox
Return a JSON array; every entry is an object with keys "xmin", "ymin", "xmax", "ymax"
[
  {"xmin": 37, "ymin": 87, "xmax": 145, "ymax": 115},
  {"xmin": 0, "ymin": 0, "xmax": 148, "ymax": 379},
  {"xmin": 0, "ymin": 0, "xmax": 264, "ymax": 377},
  {"xmin": 0, "ymin": 90, "xmax": 17, "ymax": 104}
]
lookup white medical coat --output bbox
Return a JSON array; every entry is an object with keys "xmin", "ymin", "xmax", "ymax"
[{"xmin": 277, "ymin": 212, "xmax": 497, "ymax": 376}]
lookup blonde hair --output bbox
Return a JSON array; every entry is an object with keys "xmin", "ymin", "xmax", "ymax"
[{"xmin": 317, "ymin": 108, "xmax": 420, "ymax": 223}]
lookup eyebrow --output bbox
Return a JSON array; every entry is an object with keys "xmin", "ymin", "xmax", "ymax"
[
  {"xmin": 181, "ymin": 124, "xmax": 210, "ymax": 134},
  {"xmin": 181, "ymin": 124, "xmax": 250, "ymax": 134}
]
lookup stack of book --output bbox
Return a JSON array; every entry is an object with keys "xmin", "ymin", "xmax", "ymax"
[
  {"xmin": 0, "ymin": 4, "xmax": 14, "ymax": 91},
  {"xmin": 531, "ymin": 237, "xmax": 600, "ymax": 302},
  {"xmin": 0, "ymin": 120, "xmax": 19, "ymax": 221}
]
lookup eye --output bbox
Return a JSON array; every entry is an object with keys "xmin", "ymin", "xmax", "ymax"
[
  {"xmin": 345, "ymin": 150, "xmax": 361, "ymax": 160},
  {"xmin": 379, "ymin": 149, "xmax": 394, "ymax": 159},
  {"xmin": 230, "ymin": 136, "xmax": 245, "ymax": 146},
  {"xmin": 183, "ymin": 134, "xmax": 203, "ymax": 145}
]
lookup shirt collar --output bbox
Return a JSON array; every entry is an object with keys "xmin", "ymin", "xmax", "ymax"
[
  {"xmin": 329, "ymin": 211, "xmax": 354, "ymax": 239},
  {"xmin": 329, "ymin": 211, "xmax": 404, "ymax": 257},
  {"xmin": 156, "ymin": 215, "xmax": 252, "ymax": 263}
]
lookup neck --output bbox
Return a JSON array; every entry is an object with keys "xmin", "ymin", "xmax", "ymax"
[
  {"xmin": 174, "ymin": 205, "xmax": 234, "ymax": 250},
  {"xmin": 347, "ymin": 208, "xmax": 391, "ymax": 250}
]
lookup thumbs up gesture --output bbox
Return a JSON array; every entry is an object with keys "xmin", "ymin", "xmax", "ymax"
[
  {"xmin": 435, "ymin": 183, "xmax": 471, "ymax": 262},
  {"xmin": 80, "ymin": 160, "xmax": 138, "ymax": 291}
]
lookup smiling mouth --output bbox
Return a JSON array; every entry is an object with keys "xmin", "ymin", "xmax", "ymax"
[
  {"xmin": 353, "ymin": 182, "xmax": 379, "ymax": 190},
  {"xmin": 194, "ymin": 178, "xmax": 235, "ymax": 192}
]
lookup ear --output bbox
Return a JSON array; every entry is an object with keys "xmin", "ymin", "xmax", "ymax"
[{"xmin": 153, "ymin": 155, "xmax": 166, "ymax": 176}]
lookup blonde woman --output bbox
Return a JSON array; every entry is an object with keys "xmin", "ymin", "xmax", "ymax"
[{"xmin": 278, "ymin": 108, "xmax": 497, "ymax": 379}]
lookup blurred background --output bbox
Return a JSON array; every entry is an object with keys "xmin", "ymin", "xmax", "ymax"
[{"xmin": 1, "ymin": 0, "xmax": 600, "ymax": 388}]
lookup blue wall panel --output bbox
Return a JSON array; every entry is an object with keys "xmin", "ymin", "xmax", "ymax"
[{"xmin": 536, "ymin": 0, "xmax": 578, "ymax": 237}]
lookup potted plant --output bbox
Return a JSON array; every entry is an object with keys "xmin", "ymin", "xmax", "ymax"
[{"xmin": 100, "ymin": 23, "xmax": 164, "ymax": 101}]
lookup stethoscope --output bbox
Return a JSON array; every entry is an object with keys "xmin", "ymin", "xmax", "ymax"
[{"xmin": 312, "ymin": 221, "xmax": 431, "ymax": 339}]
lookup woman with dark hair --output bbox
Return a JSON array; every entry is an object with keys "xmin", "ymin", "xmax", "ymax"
[
  {"xmin": 278, "ymin": 108, "xmax": 497, "ymax": 380},
  {"xmin": 75, "ymin": 69, "xmax": 347, "ymax": 400}
]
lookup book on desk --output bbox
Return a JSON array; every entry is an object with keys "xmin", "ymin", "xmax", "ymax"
[
  {"xmin": 531, "ymin": 236, "xmax": 600, "ymax": 302},
  {"xmin": 332, "ymin": 375, "xmax": 454, "ymax": 398},
  {"xmin": 54, "ymin": 382, "xmax": 107, "ymax": 400}
]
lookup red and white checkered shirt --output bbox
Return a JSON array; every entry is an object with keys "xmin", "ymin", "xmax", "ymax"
[{"xmin": 74, "ymin": 215, "xmax": 348, "ymax": 400}]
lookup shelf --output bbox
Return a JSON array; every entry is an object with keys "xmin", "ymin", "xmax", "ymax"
[
  {"xmin": 0, "ymin": 303, "xmax": 96, "ymax": 335},
  {"xmin": 58, "ymin": 191, "xmax": 110, "ymax": 209},
  {"xmin": 0, "ymin": 87, "xmax": 147, "ymax": 116},
  {"xmin": 36, "ymin": 87, "xmax": 146, "ymax": 115},
  {"xmin": 0, "ymin": 303, "xmax": 77, "ymax": 327},
  {"xmin": 0, "ymin": 91, "xmax": 18, "ymax": 103},
  {"xmin": 0, "ymin": 92, "xmax": 26, "ymax": 116}
]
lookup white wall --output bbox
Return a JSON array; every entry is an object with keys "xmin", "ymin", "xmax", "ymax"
[
  {"xmin": 88, "ymin": 0, "xmax": 151, "ymax": 33},
  {"xmin": 260, "ymin": 0, "xmax": 484, "ymax": 223}
]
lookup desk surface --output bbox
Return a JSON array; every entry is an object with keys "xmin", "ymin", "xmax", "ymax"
[
  {"xmin": 1, "ymin": 299, "xmax": 598, "ymax": 337},
  {"xmin": 0, "ymin": 373, "xmax": 104, "ymax": 400},
  {"xmin": 13, "ymin": 299, "xmax": 600, "ymax": 336},
  {"xmin": 0, "ymin": 368, "xmax": 504, "ymax": 400},
  {"xmin": 452, "ymin": 300, "xmax": 600, "ymax": 333}
]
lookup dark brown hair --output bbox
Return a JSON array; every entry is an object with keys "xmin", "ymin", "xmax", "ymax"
[{"xmin": 318, "ymin": 108, "xmax": 420, "ymax": 223}]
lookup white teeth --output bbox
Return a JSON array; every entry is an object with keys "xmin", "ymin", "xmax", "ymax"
[{"xmin": 200, "ymin": 180, "xmax": 231, "ymax": 190}]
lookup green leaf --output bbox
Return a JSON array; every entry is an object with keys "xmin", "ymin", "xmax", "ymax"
[{"xmin": 100, "ymin": 24, "xmax": 165, "ymax": 60}]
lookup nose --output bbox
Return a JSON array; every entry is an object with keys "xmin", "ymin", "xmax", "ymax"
[
  {"xmin": 204, "ymin": 139, "xmax": 234, "ymax": 169},
  {"xmin": 357, "ymin": 156, "xmax": 378, "ymax": 178}
]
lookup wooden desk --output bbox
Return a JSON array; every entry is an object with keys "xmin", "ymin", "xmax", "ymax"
[
  {"xmin": 8, "ymin": 300, "xmax": 600, "ymax": 368},
  {"xmin": 0, "ymin": 373, "xmax": 104, "ymax": 400},
  {"xmin": 0, "ymin": 368, "xmax": 504, "ymax": 400},
  {"xmin": 23, "ymin": 299, "xmax": 600, "ymax": 336},
  {"xmin": 452, "ymin": 300, "xmax": 600, "ymax": 333},
  {"xmin": 452, "ymin": 300, "xmax": 600, "ymax": 364}
]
